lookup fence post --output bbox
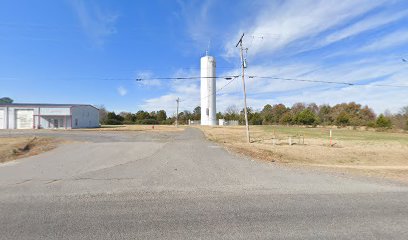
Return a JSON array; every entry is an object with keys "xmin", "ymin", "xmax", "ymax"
[{"xmin": 330, "ymin": 129, "xmax": 332, "ymax": 146}]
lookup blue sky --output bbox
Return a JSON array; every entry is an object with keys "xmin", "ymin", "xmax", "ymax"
[{"xmin": 1, "ymin": 0, "xmax": 407, "ymax": 115}]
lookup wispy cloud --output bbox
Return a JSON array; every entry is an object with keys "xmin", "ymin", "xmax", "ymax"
[
  {"xmin": 176, "ymin": 0, "xmax": 216, "ymax": 48},
  {"xmin": 223, "ymin": 0, "xmax": 387, "ymax": 57},
  {"xmin": 217, "ymin": 57, "xmax": 408, "ymax": 113},
  {"xmin": 143, "ymin": 0, "xmax": 408, "ymax": 115},
  {"xmin": 117, "ymin": 86, "xmax": 127, "ymax": 96},
  {"xmin": 135, "ymin": 71, "xmax": 162, "ymax": 87},
  {"xmin": 360, "ymin": 29, "xmax": 408, "ymax": 52},
  {"xmin": 69, "ymin": 0, "xmax": 118, "ymax": 46},
  {"xmin": 139, "ymin": 68, "xmax": 201, "ymax": 114},
  {"xmin": 140, "ymin": 58, "xmax": 408, "ymax": 114},
  {"xmin": 323, "ymin": 9, "xmax": 408, "ymax": 46}
]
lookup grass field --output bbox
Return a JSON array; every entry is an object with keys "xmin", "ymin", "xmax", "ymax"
[
  {"xmin": 197, "ymin": 125, "xmax": 408, "ymax": 182},
  {"xmin": 0, "ymin": 137, "xmax": 61, "ymax": 163}
]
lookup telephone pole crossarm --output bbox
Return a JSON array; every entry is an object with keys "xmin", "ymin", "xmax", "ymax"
[{"xmin": 235, "ymin": 33, "xmax": 245, "ymax": 48}]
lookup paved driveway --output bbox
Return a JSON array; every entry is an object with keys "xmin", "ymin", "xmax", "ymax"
[{"xmin": 0, "ymin": 128, "xmax": 407, "ymax": 239}]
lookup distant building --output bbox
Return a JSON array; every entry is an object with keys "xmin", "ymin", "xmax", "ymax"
[
  {"xmin": 219, "ymin": 119, "xmax": 225, "ymax": 126},
  {"xmin": 218, "ymin": 119, "xmax": 239, "ymax": 126},
  {"xmin": 0, "ymin": 103, "xmax": 99, "ymax": 129}
]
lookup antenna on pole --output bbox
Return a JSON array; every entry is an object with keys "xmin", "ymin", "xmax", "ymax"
[{"xmin": 206, "ymin": 40, "xmax": 211, "ymax": 56}]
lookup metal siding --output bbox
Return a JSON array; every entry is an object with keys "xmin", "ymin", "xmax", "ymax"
[
  {"xmin": 71, "ymin": 106, "xmax": 99, "ymax": 128},
  {"xmin": 0, "ymin": 109, "xmax": 4, "ymax": 129},
  {"xmin": 40, "ymin": 107, "xmax": 70, "ymax": 115},
  {"xmin": 15, "ymin": 109, "xmax": 34, "ymax": 129},
  {"xmin": 8, "ymin": 108, "xmax": 14, "ymax": 129},
  {"xmin": 0, "ymin": 105, "xmax": 96, "ymax": 129}
]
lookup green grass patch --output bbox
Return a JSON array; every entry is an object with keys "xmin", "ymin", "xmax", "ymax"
[{"xmin": 253, "ymin": 125, "xmax": 408, "ymax": 143}]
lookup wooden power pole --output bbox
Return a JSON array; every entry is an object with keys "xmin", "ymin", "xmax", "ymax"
[
  {"xmin": 176, "ymin": 97, "xmax": 180, "ymax": 128},
  {"xmin": 236, "ymin": 33, "xmax": 250, "ymax": 143}
]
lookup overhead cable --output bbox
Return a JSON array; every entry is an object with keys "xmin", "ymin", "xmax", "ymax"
[{"xmin": 248, "ymin": 76, "xmax": 408, "ymax": 88}]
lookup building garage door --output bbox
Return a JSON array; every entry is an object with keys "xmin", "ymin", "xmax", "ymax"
[
  {"xmin": 16, "ymin": 110, "xmax": 34, "ymax": 129},
  {"xmin": 0, "ymin": 109, "xmax": 4, "ymax": 129}
]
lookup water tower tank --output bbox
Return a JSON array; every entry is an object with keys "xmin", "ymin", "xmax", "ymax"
[{"xmin": 200, "ymin": 55, "xmax": 216, "ymax": 125}]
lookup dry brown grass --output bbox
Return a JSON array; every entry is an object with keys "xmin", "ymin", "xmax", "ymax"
[
  {"xmin": 0, "ymin": 137, "xmax": 62, "ymax": 163},
  {"xmin": 197, "ymin": 125, "xmax": 408, "ymax": 183},
  {"xmin": 75, "ymin": 125, "xmax": 185, "ymax": 132}
]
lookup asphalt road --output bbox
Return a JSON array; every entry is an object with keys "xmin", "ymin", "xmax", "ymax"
[{"xmin": 0, "ymin": 128, "xmax": 407, "ymax": 239}]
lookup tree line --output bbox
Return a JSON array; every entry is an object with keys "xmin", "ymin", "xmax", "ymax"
[
  {"xmin": 217, "ymin": 102, "xmax": 407, "ymax": 129},
  {"xmin": 2, "ymin": 97, "xmax": 404, "ymax": 129},
  {"xmin": 99, "ymin": 102, "xmax": 408, "ymax": 130},
  {"xmin": 0, "ymin": 97, "xmax": 13, "ymax": 104},
  {"xmin": 99, "ymin": 106, "xmax": 173, "ymax": 125}
]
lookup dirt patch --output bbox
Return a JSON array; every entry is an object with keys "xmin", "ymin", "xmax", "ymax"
[
  {"xmin": 196, "ymin": 125, "xmax": 408, "ymax": 183},
  {"xmin": 0, "ymin": 137, "xmax": 62, "ymax": 163}
]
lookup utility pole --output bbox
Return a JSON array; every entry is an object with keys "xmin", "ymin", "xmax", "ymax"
[
  {"xmin": 236, "ymin": 33, "xmax": 250, "ymax": 143},
  {"xmin": 176, "ymin": 97, "xmax": 180, "ymax": 128}
]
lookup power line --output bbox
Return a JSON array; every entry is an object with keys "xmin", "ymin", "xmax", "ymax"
[
  {"xmin": 175, "ymin": 75, "xmax": 241, "ymax": 112},
  {"xmin": 135, "ymin": 75, "xmax": 239, "ymax": 81},
  {"xmin": 0, "ymin": 75, "xmax": 240, "ymax": 82},
  {"xmin": 4, "ymin": 74, "xmax": 405, "ymax": 88},
  {"xmin": 249, "ymin": 76, "xmax": 354, "ymax": 85},
  {"xmin": 217, "ymin": 76, "xmax": 240, "ymax": 92},
  {"xmin": 136, "ymin": 74, "xmax": 240, "ymax": 105},
  {"xmin": 248, "ymin": 76, "xmax": 408, "ymax": 88},
  {"xmin": 199, "ymin": 75, "xmax": 240, "ymax": 100},
  {"xmin": 178, "ymin": 75, "xmax": 240, "ymax": 104}
]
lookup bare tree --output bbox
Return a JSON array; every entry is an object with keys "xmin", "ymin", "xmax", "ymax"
[{"xmin": 97, "ymin": 105, "xmax": 108, "ymax": 124}]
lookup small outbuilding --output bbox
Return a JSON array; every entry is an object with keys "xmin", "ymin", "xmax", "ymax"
[{"xmin": 0, "ymin": 103, "xmax": 99, "ymax": 129}]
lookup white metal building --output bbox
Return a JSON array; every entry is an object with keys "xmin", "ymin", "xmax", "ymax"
[
  {"xmin": 0, "ymin": 103, "xmax": 99, "ymax": 129},
  {"xmin": 200, "ymin": 54, "xmax": 217, "ymax": 126}
]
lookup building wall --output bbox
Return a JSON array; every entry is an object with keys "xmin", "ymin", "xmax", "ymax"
[
  {"xmin": 2, "ymin": 106, "xmax": 39, "ymax": 129},
  {"xmin": 37, "ymin": 107, "xmax": 71, "ymax": 129},
  {"xmin": 0, "ymin": 108, "xmax": 5, "ymax": 129},
  {"xmin": 71, "ymin": 105, "xmax": 99, "ymax": 128},
  {"xmin": 38, "ymin": 116, "xmax": 72, "ymax": 129},
  {"xmin": 0, "ymin": 105, "xmax": 98, "ymax": 129}
]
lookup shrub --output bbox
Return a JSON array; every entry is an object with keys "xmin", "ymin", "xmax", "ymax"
[
  {"xmin": 105, "ymin": 119, "xmax": 123, "ymax": 125},
  {"xmin": 295, "ymin": 109, "xmax": 317, "ymax": 125},
  {"xmin": 336, "ymin": 112, "xmax": 350, "ymax": 126},
  {"xmin": 376, "ymin": 114, "xmax": 392, "ymax": 128},
  {"xmin": 366, "ymin": 121, "xmax": 376, "ymax": 128},
  {"xmin": 137, "ymin": 119, "xmax": 159, "ymax": 125},
  {"xmin": 161, "ymin": 118, "xmax": 175, "ymax": 125},
  {"xmin": 123, "ymin": 121, "xmax": 136, "ymax": 125},
  {"xmin": 280, "ymin": 112, "xmax": 293, "ymax": 125}
]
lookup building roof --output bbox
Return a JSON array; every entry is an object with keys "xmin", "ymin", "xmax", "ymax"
[{"xmin": 0, "ymin": 103, "xmax": 99, "ymax": 110}]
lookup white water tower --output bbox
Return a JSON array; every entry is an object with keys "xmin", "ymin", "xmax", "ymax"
[{"xmin": 200, "ymin": 54, "xmax": 217, "ymax": 125}]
